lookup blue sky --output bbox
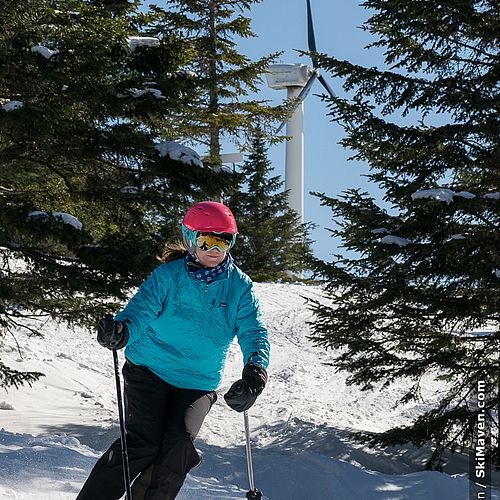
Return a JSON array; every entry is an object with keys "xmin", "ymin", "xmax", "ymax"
[{"xmin": 228, "ymin": 0, "xmax": 384, "ymax": 261}]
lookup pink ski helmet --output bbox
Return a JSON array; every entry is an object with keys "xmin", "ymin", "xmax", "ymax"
[
  {"xmin": 182, "ymin": 201, "xmax": 238, "ymax": 255},
  {"xmin": 182, "ymin": 201, "xmax": 238, "ymax": 234}
]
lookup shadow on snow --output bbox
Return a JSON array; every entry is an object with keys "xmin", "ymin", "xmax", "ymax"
[{"xmin": 2, "ymin": 417, "xmax": 497, "ymax": 499}]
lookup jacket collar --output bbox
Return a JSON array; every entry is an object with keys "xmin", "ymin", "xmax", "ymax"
[{"xmin": 185, "ymin": 253, "xmax": 233, "ymax": 284}]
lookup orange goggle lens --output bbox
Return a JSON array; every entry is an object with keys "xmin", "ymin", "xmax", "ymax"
[{"xmin": 195, "ymin": 232, "xmax": 235, "ymax": 252}]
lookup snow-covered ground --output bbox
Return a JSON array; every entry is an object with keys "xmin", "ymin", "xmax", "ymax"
[{"xmin": 0, "ymin": 282, "xmax": 496, "ymax": 499}]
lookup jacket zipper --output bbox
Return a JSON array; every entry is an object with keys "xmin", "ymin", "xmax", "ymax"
[{"xmin": 198, "ymin": 284, "xmax": 210, "ymax": 337}]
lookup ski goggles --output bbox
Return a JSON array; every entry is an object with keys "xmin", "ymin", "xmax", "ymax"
[{"xmin": 195, "ymin": 231, "xmax": 236, "ymax": 252}]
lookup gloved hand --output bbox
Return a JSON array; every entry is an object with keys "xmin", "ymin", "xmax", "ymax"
[
  {"xmin": 97, "ymin": 314, "xmax": 129, "ymax": 350},
  {"xmin": 224, "ymin": 360, "xmax": 267, "ymax": 412}
]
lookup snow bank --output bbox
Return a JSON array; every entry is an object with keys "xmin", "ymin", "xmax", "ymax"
[
  {"xmin": 484, "ymin": 192, "xmax": 500, "ymax": 200},
  {"xmin": 371, "ymin": 227, "xmax": 389, "ymax": 235},
  {"xmin": 3, "ymin": 100, "xmax": 24, "ymax": 112},
  {"xmin": 117, "ymin": 88, "xmax": 165, "ymax": 99},
  {"xmin": 128, "ymin": 36, "xmax": 160, "ymax": 51},
  {"xmin": 27, "ymin": 211, "xmax": 83, "ymax": 231},
  {"xmin": 214, "ymin": 165, "xmax": 235, "ymax": 174},
  {"xmin": 155, "ymin": 141, "xmax": 203, "ymax": 167},
  {"xmin": 120, "ymin": 186, "xmax": 139, "ymax": 195},
  {"xmin": 379, "ymin": 235, "xmax": 411, "ymax": 247},
  {"xmin": 0, "ymin": 282, "xmax": 498, "ymax": 499},
  {"xmin": 411, "ymin": 188, "xmax": 476, "ymax": 204},
  {"xmin": 31, "ymin": 45, "xmax": 59, "ymax": 59}
]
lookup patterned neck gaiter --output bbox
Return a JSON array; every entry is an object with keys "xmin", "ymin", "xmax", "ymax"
[{"xmin": 185, "ymin": 253, "xmax": 233, "ymax": 284}]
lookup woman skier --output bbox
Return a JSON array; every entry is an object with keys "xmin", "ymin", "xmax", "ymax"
[{"xmin": 77, "ymin": 201, "xmax": 270, "ymax": 500}]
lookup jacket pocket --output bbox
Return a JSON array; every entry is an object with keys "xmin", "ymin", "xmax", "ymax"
[{"xmin": 208, "ymin": 299, "xmax": 234, "ymax": 346}]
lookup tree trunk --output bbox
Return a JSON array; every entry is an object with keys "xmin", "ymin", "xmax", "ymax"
[{"xmin": 208, "ymin": 1, "xmax": 220, "ymax": 165}]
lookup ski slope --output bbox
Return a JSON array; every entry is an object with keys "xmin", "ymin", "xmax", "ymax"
[{"xmin": 0, "ymin": 282, "xmax": 496, "ymax": 499}]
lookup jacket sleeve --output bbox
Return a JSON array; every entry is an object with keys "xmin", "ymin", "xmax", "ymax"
[
  {"xmin": 235, "ymin": 282, "xmax": 270, "ymax": 369},
  {"xmin": 114, "ymin": 264, "xmax": 171, "ymax": 345}
]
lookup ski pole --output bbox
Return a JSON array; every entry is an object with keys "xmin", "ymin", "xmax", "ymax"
[
  {"xmin": 243, "ymin": 410, "xmax": 262, "ymax": 500},
  {"xmin": 113, "ymin": 348, "xmax": 133, "ymax": 500}
]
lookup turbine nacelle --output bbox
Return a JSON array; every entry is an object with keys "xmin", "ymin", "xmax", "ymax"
[{"xmin": 265, "ymin": 63, "xmax": 314, "ymax": 90}]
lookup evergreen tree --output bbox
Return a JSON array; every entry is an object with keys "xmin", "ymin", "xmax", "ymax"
[
  {"xmin": 308, "ymin": 0, "xmax": 499, "ymax": 469},
  {"xmin": 229, "ymin": 129, "xmax": 313, "ymax": 281},
  {"xmin": 0, "ymin": 0, "xmax": 228, "ymax": 389},
  {"xmin": 154, "ymin": 0, "xmax": 286, "ymax": 164}
]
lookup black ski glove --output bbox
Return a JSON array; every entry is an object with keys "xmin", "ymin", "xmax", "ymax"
[
  {"xmin": 97, "ymin": 314, "xmax": 129, "ymax": 350},
  {"xmin": 224, "ymin": 359, "xmax": 267, "ymax": 413}
]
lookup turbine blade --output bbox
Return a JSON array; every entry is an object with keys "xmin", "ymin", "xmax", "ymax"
[
  {"xmin": 275, "ymin": 120, "xmax": 287, "ymax": 135},
  {"xmin": 306, "ymin": 0, "xmax": 317, "ymax": 56},
  {"xmin": 294, "ymin": 71, "xmax": 318, "ymax": 105},
  {"xmin": 275, "ymin": 72, "xmax": 318, "ymax": 134},
  {"xmin": 306, "ymin": 2, "xmax": 337, "ymax": 100},
  {"xmin": 318, "ymin": 73, "xmax": 336, "ymax": 100}
]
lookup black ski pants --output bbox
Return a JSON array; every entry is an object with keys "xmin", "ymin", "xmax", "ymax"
[{"xmin": 76, "ymin": 359, "xmax": 216, "ymax": 500}]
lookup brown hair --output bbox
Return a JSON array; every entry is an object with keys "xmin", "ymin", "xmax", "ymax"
[{"xmin": 157, "ymin": 240, "xmax": 188, "ymax": 263}]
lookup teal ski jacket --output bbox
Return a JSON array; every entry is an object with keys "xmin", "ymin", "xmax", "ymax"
[{"xmin": 115, "ymin": 257, "xmax": 270, "ymax": 391}]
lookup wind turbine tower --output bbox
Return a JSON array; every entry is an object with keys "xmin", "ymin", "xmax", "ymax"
[
  {"xmin": 265, "ymin": 0, "xmax": 336, "ymax": 225},
  {"xmin": 266, "ymin": 64, "xmax": 313, "ymax": 224}
]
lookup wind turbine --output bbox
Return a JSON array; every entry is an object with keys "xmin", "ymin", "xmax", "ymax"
[{"xmin": 265, "ymin": 0, "xmax": 336, "ymax": 223}]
